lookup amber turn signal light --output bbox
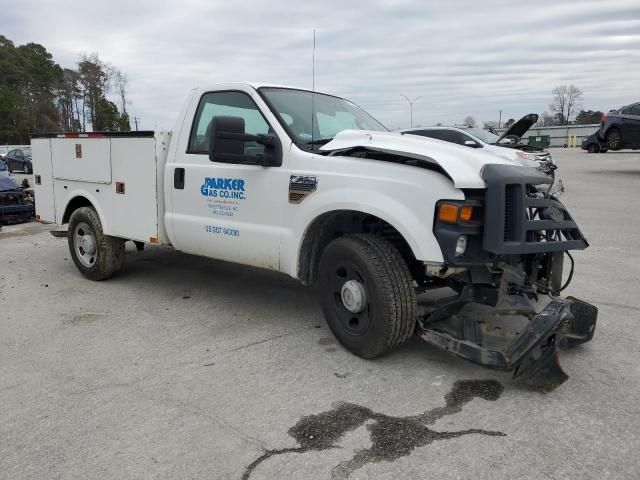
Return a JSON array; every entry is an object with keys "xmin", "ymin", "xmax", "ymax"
[
  {"xmin": 438, "ymin": 203, "xmax": 474, "ymax": 224},
  {"xmin": 438, "ymin": 204, "xmax": 459, "ymax": 223},
  {"xmin": 460, "ymin": 205, "xmax": 474, "ymax": 222}
]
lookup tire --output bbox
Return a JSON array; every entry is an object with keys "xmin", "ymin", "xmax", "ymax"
[
  {"xmin": 317, "ymin": 234, "xmax": 416, "ymax": 358},
  {"xmin": 587, "ymin": 144, "xmax": 598, "ymax": 153},
  {"xmin": 25, "ymin": 164, "xmax": 32, "ymax": 174},
  {"xmin": 606, "ymin": 129, "xmax": 622, "ymax": 150},
  {"xmin": 67, "ymin": 206, "xmax": 125, "ymax": 280}
]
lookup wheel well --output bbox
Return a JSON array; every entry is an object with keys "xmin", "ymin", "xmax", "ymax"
[
  {"xmin": 297, "ymin": 210, "xmax": 418, "ymax": 285},
  {"xmin": 62, "ymin": 196, "xmax": 94, "ymax": 224}
]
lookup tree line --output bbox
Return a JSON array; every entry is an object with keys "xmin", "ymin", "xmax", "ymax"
[{"xmin": 0, "ymin": 35, "xmax": 130, "ymax": 144}]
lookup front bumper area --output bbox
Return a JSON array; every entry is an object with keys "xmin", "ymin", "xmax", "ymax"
[{"xmin": 417, "ymin": 290, "xmax": 598, "ymax": 391}]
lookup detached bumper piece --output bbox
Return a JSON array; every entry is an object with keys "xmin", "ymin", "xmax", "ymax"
[{"xmin": 417, "ymin": 294, "xmax": 598, "ymax": 391}]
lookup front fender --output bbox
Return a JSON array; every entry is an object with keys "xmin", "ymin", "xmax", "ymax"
[{"xmin": 280, "ymin": 186, "xmax": 461, "ymax": 278}]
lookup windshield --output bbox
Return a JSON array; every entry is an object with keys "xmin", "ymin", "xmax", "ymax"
[
  {"xmin": 462, "ymin": 127, "xmax": 500, "ymax": 144},
  {"xmin": 260, "ymin": 87, "xmax": 387, "ymax": 148}
]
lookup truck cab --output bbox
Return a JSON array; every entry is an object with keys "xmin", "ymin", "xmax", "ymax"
[{"xmin": 31, "ymin": 83, "xmax": 597, "ymax": 390}]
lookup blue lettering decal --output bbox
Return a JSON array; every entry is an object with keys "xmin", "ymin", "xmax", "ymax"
[{"xmin": 200, "ymin": 177, "xmax": 247, "ymax": 198}]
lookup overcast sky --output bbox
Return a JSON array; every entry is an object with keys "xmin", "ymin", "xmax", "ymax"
[{"xmin": 3, "ymin": 0, "xmax": 639, "ymax": 130}]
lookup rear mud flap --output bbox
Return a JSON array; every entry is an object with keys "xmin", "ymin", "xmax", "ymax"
[{"xmin": 418, "ymin": 296, "xmax": 598, "ymax": 391}]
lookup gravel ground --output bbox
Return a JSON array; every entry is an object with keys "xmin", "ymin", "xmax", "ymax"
[{"xmin": 1, "ymin": 149, "xmax": 639, "ymax": 480}]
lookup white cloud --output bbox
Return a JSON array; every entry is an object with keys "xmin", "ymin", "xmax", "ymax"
[{"xmin": 2, "ymin": 0, "xmax": 639, "ymax": 129}]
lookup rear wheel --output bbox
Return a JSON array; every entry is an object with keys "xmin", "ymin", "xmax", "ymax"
[
  {"xmin": 68, "ymin": 206, "xmax": 124, "ymax": 280},
  {"xmin": 317, "ymin": 234, "xmax": 416, "ymax": 358},
  {"xmin": 606, "ymin": 129, "xmax": 622, "ymax": 150}
]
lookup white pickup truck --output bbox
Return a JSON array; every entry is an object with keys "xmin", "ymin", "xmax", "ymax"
[{"xmin": 32, "ymin": 83, "xmax": 597, "ymax": 390}]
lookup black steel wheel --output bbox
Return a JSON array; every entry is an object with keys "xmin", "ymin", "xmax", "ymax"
[
  {"xmin": 317, "ymin": 234, "xmax": 416, "ymax": 358},
  {"xmin": 606, "ymin": 129, "xmax": 622, "ymax": 150}
]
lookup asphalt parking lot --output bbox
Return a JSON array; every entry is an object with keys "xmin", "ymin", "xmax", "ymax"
[{"xmin": 1, "ymin": 149, "xmax": 639, "ymax": 480}]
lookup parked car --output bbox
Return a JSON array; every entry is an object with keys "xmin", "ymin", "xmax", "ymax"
[
  {"xmin": 403, "ymin": 114, "xmax": 554, "ymax": 173},
  {"xmin": 4, "ymin": 147, "xmax": 33, "ymax": 173},
  {"xmin": 0, "ymin": 172, "xmax": 35, "ymax": 224},
  {"xmin": 598, "ymin": 102, "xmax": 640, "ymax": 151},
  {"xmin": 581, "ymin": 132, "xmax": 608, "ymax": 153}
]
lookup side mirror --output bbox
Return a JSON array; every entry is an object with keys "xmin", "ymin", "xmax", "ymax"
[
  {"xmin": 209, "ymin": 116, "xmax": 282, "ymax": 167},
  {"xmin": 464, "ymin": 140, "xmax": 481, "ymax": 148}
]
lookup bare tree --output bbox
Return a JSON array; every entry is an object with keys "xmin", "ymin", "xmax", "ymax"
[
  {"xmin": 565, "ymin": 85, "xmax": 583, "ymax": 124},
  {"xmin": 114, "ymin": 70, "xmax": 129, "ymax": 114},
  {"xmin": 551, "ymin": 85, "xmax": 583, "ymax": 125},
  {"xmin": 550, "ymin": 85, "xmax": 568, "ymax": 125},
  {"xmin": 463, "ymin": 116, "xmax": 476, "ymax": 127}
]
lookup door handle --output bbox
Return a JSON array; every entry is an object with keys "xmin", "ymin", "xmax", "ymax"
[{"xmin": 174, "ymin": 167, "xmax": 185, "ymax": 189}]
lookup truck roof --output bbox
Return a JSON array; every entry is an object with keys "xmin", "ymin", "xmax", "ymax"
[{"xmin": 193, "ymin": 82, "xmax": 328, "ymax": 95}]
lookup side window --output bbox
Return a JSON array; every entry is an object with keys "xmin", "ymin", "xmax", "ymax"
[
  {"xmin": 189, "ymin": 91, "xmax": 270, "ymax": 155},
  {"xmin": 631, "ymin": 105, "xmax": 640, "ymax": 116},
  {"xmin": 414, "ymin": 130, "xmax": 445, "ymax": 140},
  {"xmin": 439, "ymin": 130, "xmax": 467, "ymax": 145}
]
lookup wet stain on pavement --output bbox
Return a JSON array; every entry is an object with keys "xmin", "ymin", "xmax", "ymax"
[
  {"xmin": 242, "ymin": 379, "xmax": 505, "ymax": 479},
  {"xmin": 63, "ymin": 312, "xmax": 107, "ymax": 325}
]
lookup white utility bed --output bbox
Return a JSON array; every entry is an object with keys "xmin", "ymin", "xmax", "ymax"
[{"xmin": 31, "ymin": 131, "xmax": 172, "ymax": 244}]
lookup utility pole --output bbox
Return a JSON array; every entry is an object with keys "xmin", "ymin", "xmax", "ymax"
[
  {"xmin": 133, "ymin": 117, "xmax": 139, "ymax": 131},
  {"xmin": 498, "ymin": 110, "xmax": 502, "ymax": 129},
  {"xmin": 400, "ymin": 95, "xmax": 422, "ymax": 128}
]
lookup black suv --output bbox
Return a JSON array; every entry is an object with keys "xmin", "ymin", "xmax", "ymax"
[{"xmin": 599, "ymin": 102, "xmax": 640, "ymax": 151}]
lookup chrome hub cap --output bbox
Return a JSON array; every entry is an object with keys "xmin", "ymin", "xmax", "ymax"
[
  {"xmin": 341, "ymin": 280, "xmax": 367, "ymax": 314},
  {"xmin": 73, "ymin": 222, "xmax": 97, "ymax": 268}
]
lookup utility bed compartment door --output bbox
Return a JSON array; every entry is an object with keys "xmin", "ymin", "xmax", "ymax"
[
  {"xmin": 31, "ymin": 138, "xmax": 56, "ymax": 223},
  {"xmin": 110, "ymin": 137, "xmax": 158, "ymax": 242},
  {"xmin": 51, "ymin": 138, "xmax": 112, "ymax": 183}
]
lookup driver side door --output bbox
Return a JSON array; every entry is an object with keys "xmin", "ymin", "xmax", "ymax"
[{"xmin": 168, "ymin": 90, "xmax": 289, "ymax": 271}]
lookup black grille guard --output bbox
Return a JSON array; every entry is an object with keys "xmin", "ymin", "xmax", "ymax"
[{"xmin": 482, "ymin": 164, "xmax": 588, "ymax": 255}]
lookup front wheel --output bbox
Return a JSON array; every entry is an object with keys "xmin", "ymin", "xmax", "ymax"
[
  {"xmin": 587, "ymin": 144, "xmax": 598, "ymax": 153},
  {"xmin": 317, "ymin": 234, "xmax": 416, "ymax": 358},
  {"xmin": 68, "ymin": 206, "xmax": 124, "ymax": 280}
]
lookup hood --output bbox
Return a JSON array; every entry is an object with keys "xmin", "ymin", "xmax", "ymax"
[
  {"xmin": 496, "ymin": 113, "xmax": 538, "ymax": 143},
  {"xmin": 320, "ymin": 130, "xmax": 536, "ymax": 189},
  {"xmin": 0, "ymin": 173, "xmax": 20, "ymax": 192}
]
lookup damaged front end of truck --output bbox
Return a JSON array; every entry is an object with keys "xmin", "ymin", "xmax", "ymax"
[{"xmin": 419, "ymin": 164, "xmax": 597, "ymax": 391}]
